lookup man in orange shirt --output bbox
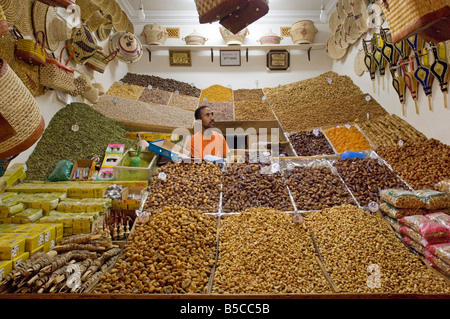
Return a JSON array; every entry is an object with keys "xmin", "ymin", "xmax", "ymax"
[{"xmin": 185, "ymin": 105, "xmax": 229, "ymax": 160}]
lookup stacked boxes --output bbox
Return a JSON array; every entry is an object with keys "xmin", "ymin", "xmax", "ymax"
[{"xmin": 97, "ymin": 144, "xmax": 126, "ymax": 181}]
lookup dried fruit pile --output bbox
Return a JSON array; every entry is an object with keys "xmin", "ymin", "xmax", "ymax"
[
  {"xmin": 305, "ymin": 205, "xmax": 450, "ymax": 294},
  {"xmin": 144, "ymin": 162, "xmax": 223, "ymax": 213},
  {"xmin": 212, "ymin": 208, "xmax": 333, "ymax": 294},
  {"xmin": 93, "ymin": 206, "xmax": 217, "ymax": 294},
  {"xmin": 377, "ymin": 139, "xmax": 450, "ymax": 189}
]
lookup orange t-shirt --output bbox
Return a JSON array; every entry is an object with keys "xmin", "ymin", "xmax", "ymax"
[{"xmin": 185, "ymin": 131, "xmax": 229, "ymax": 159}]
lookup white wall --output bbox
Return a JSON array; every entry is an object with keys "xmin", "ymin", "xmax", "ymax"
[
  {"xmin": 332, "ymin": 33, "xmax": 450, "ymax": 145},
  {"xmin": 128, "ymin": 22, "xmax": 333, "ymax": 90}
]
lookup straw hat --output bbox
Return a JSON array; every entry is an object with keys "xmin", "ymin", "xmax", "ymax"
[
  {"xmin": 327, "ymin": 34, "xmax": 347, "ymax": 60},
  {"xmin": 0, "ymin": 31, "xmax": 17, "ymax": 65},
  {"xmin": 46, "ymin": 6, "xmax": 72, "ymax": 52},
  {"xmin": 32, "ymin": 1, "xmax": 48, "ymax": 36},
  {"xmin": 116, "ymin": 10, "xmax": 130, "ymax": 32},
  {"xmin": 0, "ymin": 0, "xmax": 17, "ymax": 26},
  {"xmin": 126, "ymin": 20, "xmax": 134, "ymax": 34},
  {"xmin": 354, "ymin": 50, "xmax": 367, "ymax": 77},
  {"xmin": 342, "ymin": 16, "xmax": 360, "ymax": 45},
  {"xmin": 86, "ymin": 10, "xmax": 103, "ymax": 32},
  {"xmin": 110, "ymin": 1, "xmax": 122, "ymax": 24},
  {"xmin": 14, "ymin": 0, "xmax": 33, "ymax": 36},
  {"xmin": 97, "ymin": 13, "xmax": 112, "ymax": 41},
  {"xmin": 341, "ymin": 0, "xmax": 353, "ymax": 15},
  {"xmin": 77, "ymin": 0, "xmax": 100, "ymax": 21},
  {"xmin": 334, "ymin": 25, "xmax": 349, "ymax": 50},
  {"xmin": 352, "ymin": 0, "xmax": 370, "ymax": 34}
]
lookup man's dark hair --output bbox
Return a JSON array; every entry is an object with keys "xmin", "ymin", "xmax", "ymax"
[{"xmin": 195, "ymin": 105, "xmax": 208, "ymax": 120}]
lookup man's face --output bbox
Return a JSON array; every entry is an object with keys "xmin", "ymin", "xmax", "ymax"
[{"xmin": 200, "ymin": 107, "xmax": 215, "ymax": 129}]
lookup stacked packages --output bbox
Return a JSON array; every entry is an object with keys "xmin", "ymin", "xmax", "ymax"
[{"xmin": 379, "ymin": 188, "xmax": 450, "ymax": 276}]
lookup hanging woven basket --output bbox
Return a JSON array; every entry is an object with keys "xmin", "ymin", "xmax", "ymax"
[
  {"xmin": 381, "ymin": 0, "xmax": 450, "ymax": 43},
  {"xmin": 0, "ymin": 58, "xmax": 45, "ymax": 159}
]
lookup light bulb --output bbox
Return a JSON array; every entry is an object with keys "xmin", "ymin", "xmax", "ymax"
[
  {"xmin": 138, "ymin": 8, "xmax": 145, "ymax": 22},
  {"xmin": 138, "ymin": 0, "xmax": 145, "ymax": 22},
  {"xmin": 319, "ymin": 2, "xmax": 327, "ymax": 24}
]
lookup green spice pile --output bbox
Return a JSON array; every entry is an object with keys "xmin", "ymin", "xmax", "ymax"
[{"xmin": 25, "ymin": 103, "xmax": 135, "ymax": 181}]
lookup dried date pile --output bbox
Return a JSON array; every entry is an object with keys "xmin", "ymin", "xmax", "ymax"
[
  {"xmin": 284, "ymin": 166, "xmax": 354, "ymax": 210},
  {"xmin": 221, "ymin": 164, "xmax": 294, "ymax": 212},
  {"xmin": 288, "ymin": 131, "xmax": 335, "ymax": 156},
  {"xmin": 333, "ymin": 158, "xmax": 408, "ymax": 206},
  {"xmin": 145, "ymin": 162, "xmax": 223, "ymax": 213}
]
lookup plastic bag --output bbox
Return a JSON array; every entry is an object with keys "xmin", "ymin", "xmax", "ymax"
[
  {"xmin": 45, "ymin": 160, "xmax": 74, "ymax": 182},
  {"xmin": 398, "ymin": 215, "xmax": 449, "ymax": 239},
  {"xmin": 399, "ymin": 226, "xmax": 450, "ymax": 247},
  {"xmin": 379, "ymin": 189, "xmax": 424, "ymax": 209},
  {"xmin": 415, "ymin": 189, "xmax": 450, "ymax": 210},
  {"xmin": 426, "ymin": 212, "xmax": 450, "ymax": 232},
  {"xmin": 380, "ymin": 202, "xmax": 425, "ymax": 219},
  {"xmin": 402, "ymin": 236, "xmax": 425, "ymax": 255},
  {"xmin": 435, "ymin": 179, "xmax": 450, "ymax": 193},
  {"xmin": 425, "ymin": 250, "xmax": 450, "ymax": 276},
  {"xmin": 426, "ymin": 243, "xmax": 450, "ymax": 265}
]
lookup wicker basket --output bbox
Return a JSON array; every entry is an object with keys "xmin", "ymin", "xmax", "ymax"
[
  {"xmin": 382, "ymin": 0, "xmax": 450, "ymax": 43},
  {"xmin": 0, "ymin": 58, "xmax": 45, "ymax": 158},
  {"xmin": 194, "ymin": 0, "xmax": 248, "ymax": 23}
]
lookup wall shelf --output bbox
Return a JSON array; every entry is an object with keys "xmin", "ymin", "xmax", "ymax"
[{"xmin": 143, "ymin": 43, "xmax": 326, "ymax": 62}]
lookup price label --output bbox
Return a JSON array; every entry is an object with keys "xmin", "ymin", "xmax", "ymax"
[
  {"xmin": 292, "ymin": 213, "xmax": 304, "ymax": 225},
  {"xmin": 71, "ymin": 124, "xmax": 79, "ymax": 132},
  {"xmin": 148, "ymin": 85, "xmax": 153, "ymax": 90},
  {"xmin": 158, "ymin": 172, "xmax": 167, "ymax": 180},
  {"xmin": 262, "ymin": 95, "xmax": 267, "ymax": 101},
  {"xmin": 367, "ymin": 112, "xmax": 370, "ymax": 120},
  {"xmin": 345, "ymin": 124, "xmax": 352, "ymax": 129},
  {"xmin": 136, "ymin": 210, "xmax": 150, "ymax": 224},
  {"xmin": 203, "ymin": 97, "xmax": 208, "ymax": 102},
  {"xmin": 175, "ymin": 90, "xmax": 179, "ymax": 95},
  {"xmin": 312, "ymin": 128, "xmax": 320, "ymax": 136},
  {"xmin": 365, "ymin": 95, "xmax": 372, "ymax": 102},
  {"xmin": 327, "ymin": 78, "xmax": 333, "ymax": 85},
  {"xmin": 398, "ymin": 140, "xmax": 404, "ymax": 147},
  {"xmin": 112, "ymin": 97, "xmax": 119, "ymax": 104},
  {"xmin": 271, "ymin": 162, "xmax": 281, "ymax": 174},
  {"xmin": 368, "ymin": 201, "xmax": 379, "ymax": 213}
]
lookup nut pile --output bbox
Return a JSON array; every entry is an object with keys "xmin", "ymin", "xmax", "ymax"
[
  {"xmin": 356, "ymin": 114, "xmax": 427, "ymax": 148},
  {"xmin": 138, "ymin": 87, "xmax": 172, "ymax": 105},
  {"xmin": 93, "ymin": 206, "xmax": 217, "ymax": 294},
  {"xmin": 233, "ymin": 89, "xmax": 265, "ymax": 101},
  {"xmin": 93, "ymin": 95, "xmax": 194, "ymax": 128},
  {"xmin": 212, "ymin": 208, "xmax": 333, "ymax": 294},
  {"xmin": 288, "ymin": 131, "xmax": 335, "ymax": 156},
  {"xmin": 333, "ymin": 158, "xmax": 408, "ymax": 206},
  {"xmin": 145, "ymin": 162, "xmax": 223, "ymax": 213},
  {"xmin": 284, "ymin": 166, "xmax": 355, "ymax": 210},
  {"xmin": 325, "ymin": 126, "xmax": 373, "ymax": 153},
  {"xmin": 120, "ymin": 73, "xmax": 201, "ymax": 97},
  {"xmin": 202, "ymin": 102, "xmax": 234, "ymax": 121},
  {"xmin": 305, "ymin": 205, "xmax": 450, "ymax": 294},
  {"xmin": 221, "ymin": 164, "xmax": 294, "ymax": 212},
  {"xmin": 234, "ymin": 101, "xmax": 276, "ymax": 121},
  {"xmin": 200, "ymin": 84, "xmax": 233, "ymax": 102},
  {"xmin": 106, "ymin": 82, "xmax": 145, "ymax": 100},
  {"xmin": 168, "ymin": 93, "xmax": 200, "ymax": 112},
  {"xmin": 376, "ymin": 139, "xmax": 450, "ymax": 189},
  {"xmin": 262, "ymin": 72, "xmax": 387, "ymax": 132}
]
